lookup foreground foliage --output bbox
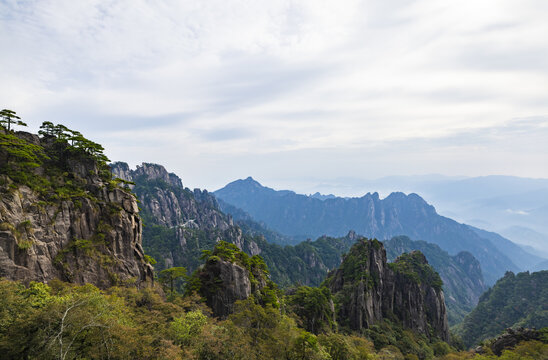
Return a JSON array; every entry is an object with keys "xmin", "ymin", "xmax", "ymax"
[{"xmin": 1, "ymin": 279, "xmax": 546, "ymax": 360}]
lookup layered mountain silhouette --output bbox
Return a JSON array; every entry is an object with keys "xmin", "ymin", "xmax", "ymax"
[{"xmin": 214, "ymin": 177, "xmax": 546, "ymax": 284}]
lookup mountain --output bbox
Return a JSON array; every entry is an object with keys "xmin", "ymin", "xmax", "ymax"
[
  {"xmin": 325, "ymin": 239, "xmax": 449, "ymax": 341},
  {"xmin": 455, "ymin": 270, "xmax": 548, "ymax": 348},
  {"xmin": 111, "ymin": 162, "xmax": 258, "ymax": 273},
  {"xmin": 285, "ymin": 175, "xmax": 548, "ymax": 255},
  {"xmin": 467, "ymin": 226, "xmax": 545, "ymax": 271},
  {"xmin": 112, "ymin": 163, "xmax": 484, "ymax": 324},
  {"xmin": 383, "ymin": 236, "xmax": 486, "ymax": 325},
  {"xmin": 214, "ymin": 177, "xmax": 527, "ymax": 284},
  {"xmin": 217, "ymin": 198, "xmax": 295, "ymax": 246},
  {"xmin": 0, "ymin": 129, "xmax": 152, "ymax": 288},
  {"xmin": 499, "ymin": 225, "xmax": 548, "ymax": 259}
]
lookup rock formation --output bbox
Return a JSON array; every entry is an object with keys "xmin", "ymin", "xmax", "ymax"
[
  {"xmin": 326, "ymin": 239, "xmax": 449, "ymax": 341},
  {"xmin": 475, "ymin": 328, "xmax": 543, "ymax": 356},
  {"xmin": 189, "ymin": 241, "xmax": 272, "ymax": 318},
  {"xmin": 0, "ymin": 131, "xmax": 153, "ymax": 288},
  {"xmin": 110, "ymin": 162, "xmax": 262, "ymax": 273}
]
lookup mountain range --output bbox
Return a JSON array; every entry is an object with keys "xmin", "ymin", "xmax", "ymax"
[
  {"xmin": 286, "ymin": 174, "xmax": 548, "ymax": 256},
  {"xmin": 214, "ymin": 177, "xmax": 547, "ymax": 285}
]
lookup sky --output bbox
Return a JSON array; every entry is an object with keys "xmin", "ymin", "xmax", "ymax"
[{"xmin": 1, "ymin": 0, "xmax": 548, "ymax": 194}]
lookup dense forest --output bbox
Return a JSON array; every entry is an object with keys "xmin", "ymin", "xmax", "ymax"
[{"xmin": 455, "ymin": 270, "xmax": 548, "ymax": 348}]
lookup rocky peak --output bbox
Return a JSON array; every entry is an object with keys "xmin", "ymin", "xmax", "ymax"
[
  {"xmin": 110, "ymin": 162, "xmax": 133, "ymax": 185},
  {"xmin": 326, "ymin": 239, "xmax": 449, "ymax": 341},
  {"xmin": 190, "ymin": 241, "xmax": 273, "ymax": 318},
  {"xmin": 134, "ymin": 163, "xmax": 183, "ymax": 188}
]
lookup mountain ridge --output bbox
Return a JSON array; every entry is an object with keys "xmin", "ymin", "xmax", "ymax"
[{"xmin": 214, "ymin": 177, "xmax": 536, "ymax": 284}]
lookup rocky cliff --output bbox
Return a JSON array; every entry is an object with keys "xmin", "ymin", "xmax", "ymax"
[
  {"xmin": 188, "ymin": 241, "xmax": 274, "ymax": 318},
  {"xmin": 110, "ymin": 162, "xmax": 263, "ymax": 273},
  {"xmin": 384, "ymin": 236, "xmax": 486, "ymax": 325},
  {"xmin": 0, "ymin": 130, "xmax": 153, "ymax": 288},
  {"xmin": 326, "ymin": 239, "xmax": 449, "ymax": 341}
]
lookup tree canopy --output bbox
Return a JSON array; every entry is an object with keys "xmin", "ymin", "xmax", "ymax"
[{"xmin": 0, "ymin": 109, "xmax": 27, "ymax": 131}]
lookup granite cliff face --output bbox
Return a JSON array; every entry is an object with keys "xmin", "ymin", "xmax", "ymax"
[
  {"xmin": 0, "ymin": 131, "xmax": 153, "ymax": 288},
  {"xmin": 326, "ymin": 239, "xmax": 449, "ymax": 341},
  {"xmin": 110, "ymin": 162, "xmax": 262, "ymax": 272},
  {"xmin": 189, "ymin": 241, "xmax": 273, "ymax": 318},
  {"xmin": 384, "ymin": 236, "xmax": 486, "ymax": 325},
  {"xmin": 112, "ymin": 162, "xmax": 225, "ymax": 229}
]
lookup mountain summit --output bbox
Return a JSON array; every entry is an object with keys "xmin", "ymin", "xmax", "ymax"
[{"xmin": 214, "ymin": 178, "xmax": 543, "ymax": 284}]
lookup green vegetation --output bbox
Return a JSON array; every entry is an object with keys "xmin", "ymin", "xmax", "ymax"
[
  {"xmin": 0, "ymin": 109, "xmax": 26, "ymax": 131},
  {"xmin": 159, "ymin": 267, "xmax": 187, "ymax": 295},
  {"xmin": 388, "ymin": 252, "xmax": 443, "ymax": 291},
  {"xmin": 2, "ymin": 277, "xmax": 545, "ymax": 359},
  {"xmin": 455, "ymin": 270, "xmax": 548, "ymax": 348},
  {"xmin": 0, "ymin": 115, "xmax": 114, "ymax": 202},
  {"xmin": 287, "ymin": 286, "xmax": 335, "ymax": 334}
]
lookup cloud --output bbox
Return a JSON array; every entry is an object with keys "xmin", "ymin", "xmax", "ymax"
[{"xmin": 1, "ymin": 0, "xmax": 547, "ymax": 190}]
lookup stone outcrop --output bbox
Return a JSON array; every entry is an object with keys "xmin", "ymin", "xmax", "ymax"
[
  {"xmin": 383, "ymin": 235, "xmax": 486, "ymax": 325},
  {"xmin": 327, "ymin": 239, "xmax": 449, "ymax": 341},
  {"xmin": 475, "ymin": 328, "xmax": 543, "ymax": 356},
  {"xmin": 0, "ymin": 133, "xmax": 153, "ymax": 288},
  {"xmin": 195, "ymin": 258, "xmax": 253, "ymax": 317},
  {"xmin": 191, "ymin": 242, "xmax": 271, "ymax": 318}
]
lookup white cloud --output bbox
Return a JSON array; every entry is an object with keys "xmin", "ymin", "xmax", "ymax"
[{"xmin": 1, "ymin": 0, "xmax": 547, "ymax": 190}]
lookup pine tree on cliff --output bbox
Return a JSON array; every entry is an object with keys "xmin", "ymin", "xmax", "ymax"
[{"xmin": 0, "ymin": 109, "xmax": 27, "ymax": 132}]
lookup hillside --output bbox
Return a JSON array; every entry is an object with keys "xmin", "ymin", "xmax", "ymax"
[
  {"xmin": 455, "ymin": 270, "xmax": 548, "ymax": 348},
  {"xmin": 214, "ymin": 177, "xmax": 537, "ymax": 284}
]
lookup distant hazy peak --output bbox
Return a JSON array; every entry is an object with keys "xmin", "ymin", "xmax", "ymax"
[{"xmin": 309, "ymin": 192, "xmax": 337, "ymax": 201}]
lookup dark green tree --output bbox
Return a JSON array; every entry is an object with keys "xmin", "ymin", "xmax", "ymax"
[
  {"xmin": 158, "ymin": 267, "xmax": 187, "ymax": 295},
  {"xmin": 38, "ymin": 121, "xmax": 56, "ymax": 137},
  {"xmin": 0, "ymin": 109, "xmax": 27, "ymax": 131}
]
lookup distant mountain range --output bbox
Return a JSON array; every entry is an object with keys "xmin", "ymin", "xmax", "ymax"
[
  {"xmin": 286, "ymin": 174, "xmax": 548, "ymax": 256},
  {"xmin": 214, "ymin": 177, "xmax": 547, "ymax": 284}
]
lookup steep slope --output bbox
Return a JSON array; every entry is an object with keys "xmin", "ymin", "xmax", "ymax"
[
  {"xmin": 456, "ymin": 270, "xmax": 548, "ymax": 348},
  {"xmin": 217, "ymin": 198, "xmax": 294, "ymax": 246},
  {"xmin": 325, "ymin": 239, "xmax": 449, "ymax": 341},
  {"xmin": 214, "ymin": 177, "xmax": 521, "ymax": 284},
  {"xmin": 111, "ymin": 162, "xmax": 264, "ymax": 273},
  {"xmin": 187, "ymin": 241, "xmax": 277, "ymax": 318},
  {"xmin": 0, "ymin": 129, "xmax": 152, "ymax": 288},
  {"xmin": 468, "ymin": 225, "xmax": 545, "ymax": 271},
  {"xmin": 383, "ymin": 236, "xmax": 486, "ymax": 325}
]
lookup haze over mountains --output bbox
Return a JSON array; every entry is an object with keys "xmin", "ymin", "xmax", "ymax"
[
  {"xmin": 281, "ymin": 175, "xmax": 548, "ymax": 256},
  {"xmin": 214, "ymin": 177, "xmax": 547, "ymax": 285}
]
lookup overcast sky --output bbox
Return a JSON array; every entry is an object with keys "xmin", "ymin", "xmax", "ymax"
[{"xmin": 1, "ymin": 0, "xmax": 547, "ymax": 195}]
